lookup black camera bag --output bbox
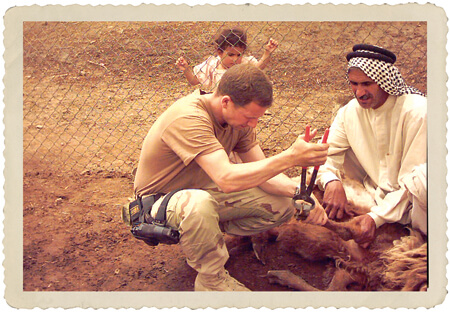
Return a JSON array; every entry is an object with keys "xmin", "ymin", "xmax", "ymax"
[{"xmin": 129, "ymin": 190, "xmax": 181, "ymax": 246}]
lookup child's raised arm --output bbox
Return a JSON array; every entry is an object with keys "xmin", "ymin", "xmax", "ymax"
[
  {"xmin": 176, "ymin": 56, "xmax": 200, "ymax": 86},
  {"xmin": 256, "ymin": 38, "xmax": 279, "ymax": 70}
]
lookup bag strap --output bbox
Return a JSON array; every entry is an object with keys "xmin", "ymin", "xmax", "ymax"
[
  {"xmin": 154, "ymin": 189, "xmax": 182, "ymax": 225},
  {"xmin": 137, "ymin": 193, "xmax": 164, "ymax": 224},
  {"xmin": 137, "ymin": 196, "xmax": 153, "ymax": 224},
  {"xmin": 137, "ymin": 197, "xmax": 145, "ymax": 224}
]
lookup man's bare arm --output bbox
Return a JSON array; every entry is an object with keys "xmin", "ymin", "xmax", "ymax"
[
  {"xmin": 195, "ymin": 135, "xmax": 328, "ymax": 193},
  {"xmin": 239, "ymin": 145, "xmax": 297, "ymax": 197}
]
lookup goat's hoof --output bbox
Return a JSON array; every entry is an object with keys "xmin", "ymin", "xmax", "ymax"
[{"xmin": 252, "ymin": 242, "xmax": 267, "ymax": 265}]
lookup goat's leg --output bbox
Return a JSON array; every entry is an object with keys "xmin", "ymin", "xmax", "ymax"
[
  {"xmin": 341, "ymin": 239, "xmax": 369, "ymax": 263},
  {"xmin": 250, "ymin": 228, "xmax": 280, "ymax": 264},
  {"xmin": 324, "ymin": 219, "xmax": 353, "ymax": 241},
  {"xmin": 267, "ymin": 270, "xmax": 320, "ymax": 291},
  {"xmin": 324, "ymin": 218, "xmax": 372, "ymax": 247},
  {"xmin": 224, "ymin": 234, "xmax": 253, "ymax": 258},
  {"xmin": 326, "ymin": 268, "xmax": 365, "ymax": 291},
  {"xmin": 268, "ymin": 269, "xmax": 365, "ymax": 292},
  {"xmin": 224, "ymin": 234, "xmax": 251, "ymax": 250}
]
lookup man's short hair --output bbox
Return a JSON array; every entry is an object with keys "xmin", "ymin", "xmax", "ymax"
[{"xmin": 216, "ymin": 63, "xmax": 273, "ymax": 108}]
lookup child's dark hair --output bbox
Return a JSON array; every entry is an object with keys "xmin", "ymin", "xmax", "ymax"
[{"xmin": 214, "ymin": 28, "xmax": 248, "ymax": 52}]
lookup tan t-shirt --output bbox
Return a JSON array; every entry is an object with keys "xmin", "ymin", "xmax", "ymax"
[{"xmin": 134, "ymin": 94, "xmax": 259, "ymax": 197}]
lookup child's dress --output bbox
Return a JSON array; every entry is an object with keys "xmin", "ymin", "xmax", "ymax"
[{"xmin": 193, "ymin": 55, "xmax": 258, "ymax": 93}]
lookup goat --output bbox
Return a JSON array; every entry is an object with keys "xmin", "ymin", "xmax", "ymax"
[
  {"xmin": 247, "ymin": 175, "xmax": 428, "ymax": 291},
  {"xmin": 265, "ymin": 221, "xmax": 427, "ymax": 291}
]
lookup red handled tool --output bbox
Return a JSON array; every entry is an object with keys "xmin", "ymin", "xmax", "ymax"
[
  {"xmin": 293, "ymin": 127, "xmax": 329, "ymax": 220},
  {"xmin": 306, "ymin": 128, "xmax": 329, "ymax": 195},
  {"xmin": 299, "ymin": 125, "xmax": 311, "ymax": 197}
]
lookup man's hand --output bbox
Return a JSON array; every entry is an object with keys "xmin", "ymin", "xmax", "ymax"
[
  {"xmin": 175, "ymin": 56, "xmax": 189, "ymax": 72},
  {"xmin": 323, "ymin": 180, "xmax": 348, "ymax": 220},
  {"xmin": 348, "ymin": 215, "xmax": 376, "ymax": 248},
  {"xmin": 288, "ymin": 129, "xmax": 329, "ymax": 168},
  {"xmin": 304, "ymin": 203, "xmax": 328, "ymax": 226},
  {"xmin": 302, "ymin": 195, "xmax": 328, "ymax": 226}
]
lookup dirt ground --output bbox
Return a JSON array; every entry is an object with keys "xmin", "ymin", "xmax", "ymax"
[
  {"xmin": 23, "ymin": 159, "xmax": 337, "ymax": 291},
  {"xmin": 22, "ymin": 21, "xmax": 427, "ymax": 292}
]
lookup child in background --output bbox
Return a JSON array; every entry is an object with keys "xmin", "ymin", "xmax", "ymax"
[{"xmin": 176, "ymin": 27, "xmax": 278, "ymax": 94}]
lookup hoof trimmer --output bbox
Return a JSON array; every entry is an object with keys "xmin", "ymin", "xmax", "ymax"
[{"xmin": 293, "ymin": 127, "xmax": 330, "ymax": 220}]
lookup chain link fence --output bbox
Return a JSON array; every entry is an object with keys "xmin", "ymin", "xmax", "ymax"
[{"xmin": 23, "ymin": 21, "xmax": 427, "ymax": 176}]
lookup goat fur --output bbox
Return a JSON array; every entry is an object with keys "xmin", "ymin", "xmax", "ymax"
[{"xmin": 262, "ymin": 175, "xmax": 428, "ymax": 291}]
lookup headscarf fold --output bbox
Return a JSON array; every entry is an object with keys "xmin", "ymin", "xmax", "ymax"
[{"xmin": 346, "ymin": 44, "xmax": 425, "ymax": 97}]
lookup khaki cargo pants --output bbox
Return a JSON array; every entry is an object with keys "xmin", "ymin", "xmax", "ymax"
[{"xmin": 150, "ymin": 182, "xmax": 294, "ymax": 275}]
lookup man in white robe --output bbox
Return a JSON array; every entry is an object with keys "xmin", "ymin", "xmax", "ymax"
[{"xmin": 316, "ymin": 44, "xmax": 427, "ymax": 246}]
